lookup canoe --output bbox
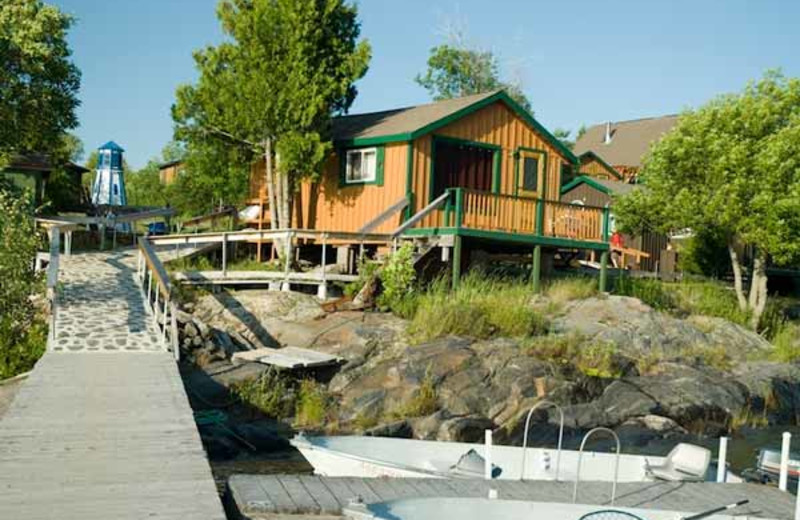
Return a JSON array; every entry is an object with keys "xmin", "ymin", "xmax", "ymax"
[
  {"xmin": 343, "ymin": 497, "xmax": 767, "ymax": 520},
  {"xmin": 290, "ymin": 434, "xmax": 742, "ymax": 483}
]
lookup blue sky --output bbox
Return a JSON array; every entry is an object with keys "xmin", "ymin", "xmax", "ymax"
[{"xmin": 55, "ymin": 0, "xmax": 800, "ymax": 169}]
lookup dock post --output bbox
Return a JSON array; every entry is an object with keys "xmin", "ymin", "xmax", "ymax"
[
  {"xmin": 531, "ymin": 245, "xmax": 542, "ymax": 293},
  {"xmin": 716, "ymin": 436, "xmax": 728, "ymax": 483},
  {"xmin": 781, "ymin": 432, "xmax": 792, "ymax": 491},
  {"xmin": 281, "ymin": 231, "xmax": 292, "ymax": 292},
  {"xmin": 452, "ymin": 234, "xmax": 462, "ymax": 289},
  {"xmin": 317, "ymin": 234, "xmax": 328, "ymax": 300},
  {"xmin": 599, "ymin": 250, "xmax": 609, "ymax": 292},
  {"xmin": 484, "ymin": 429, "xmax": 493, "ymax": 480}
]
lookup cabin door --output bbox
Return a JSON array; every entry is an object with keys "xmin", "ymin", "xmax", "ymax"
[
  {"xmin": 433, "ymin": 139, "xmax": 495, "ymax": 197},
  {"xmin": 517, "ymin": 150, "xmax": 545, "ymax": 198}
]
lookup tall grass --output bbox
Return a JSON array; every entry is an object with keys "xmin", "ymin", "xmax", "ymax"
[
  {"xmin": 295, "ymin": 379, "xmax": 329, "ymax": 428},
  {"xmin": 406, "ymin": 274, "xmax": 548, "ymax": 343},
  {"xmin": 232, "ymin": 368, "xmax": 292, "ymax": 419},
  {"xmin": 544, "ymin": 277, "xmax": 598, "ymax": 305}
]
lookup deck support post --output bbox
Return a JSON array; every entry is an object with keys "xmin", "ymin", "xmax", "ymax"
[
  {"xmin": 452, "ymin": 234, "xmax": 462, "ymax": 289},
  {"xmin": 317, "ymin": 234, "xmax": 328, "ymax": 300},
  {"xmin": 531, "ymin": 245, "xmax": 542, "ymax": 293},
  {"xmin": 222, "ymin": 232, "xmax": 228, "ymax": 276},
  {"xmin": 100, "ymin": 223, "xmax": 106, "ymax": 250},
  {"xmin": 281, "ymin": 231, "xmax": 292, "ymax": 292},
  {"xmin": 599, "ymin": 250, "xmax": 609, "ymax": 293}
]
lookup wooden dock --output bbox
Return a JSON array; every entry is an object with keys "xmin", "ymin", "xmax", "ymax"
[
  {"xmin": 228, "ymin": 474, "xmax": 797, "ymax": 519},
  {"xmin": 0, "ymin": 250, "xmax": 225, "ymax": 519}
]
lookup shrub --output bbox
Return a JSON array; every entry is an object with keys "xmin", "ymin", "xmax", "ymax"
[
  {"xmin": 613, "ymin": 275, "xmax": 677, "ymax": 311},
  {"xmin": 770, "ymin": 323, "xmax": 800, "ymax": 362},
  {"xmin": 378, "ymin": 244, "xmax": 416, "ymax": 304},
  {"xmin": 232, "ymin": 368, "xmax": 292, "ymax": 418},
  {"xmin": 407, "ymin": 274, "xmax": 548, "ymax": 343},
  {"xmin": 344, "ymin": 256, "xmax": 380, "ymax": 298},
  {"xmin": 524, "ymin": 334, "xmax": 624, "ymax": 378},
  {"xmin": 671, "ymin": 282, "xmax": 749, "ymax": 326},
  {"xmin": 295, "ymin": 379, "xmax": 329, "ymax": 427},
  {"xmin": 576, "ymin": 341, "xmax": 624, "ymax": 378}
]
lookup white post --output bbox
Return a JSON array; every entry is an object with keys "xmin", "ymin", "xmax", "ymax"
[
  {"xmin": 281, "ymin": 231, "xmax": 291, "ymax": 292},
  {"xmin": 716, "ymin": 436, "xmax": 728, "ymax": 483},
  {"xmin": 222, "ymin": 232, "xmax": 228, "ymax": 276},
  {"xmin": 781, "ymin": 432, "xmax": 792, "ymax": 492},
  {"xmin": 317, "ymin": 234, "xmax": 328, "ymax": 300},
  {"xmin": 484, "ymin": 429, "xmax": 493, "ymax": 480}
]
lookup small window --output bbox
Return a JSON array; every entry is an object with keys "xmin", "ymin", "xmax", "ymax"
[
  {"xmin": 345, "ymin": 148, "xmax": 377, "ymax": 183},
  {"xmin": 522, "ymin": 156, "xmax": 539, "ymax": 191},
  {"xmin": 113, "ymin": 184, "xmax": 118, "ymax": 195}
]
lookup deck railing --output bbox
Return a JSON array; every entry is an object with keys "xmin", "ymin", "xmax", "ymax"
[{"xmin": 416, "ymin": 188, "xmax": 609, "ymax": 243}]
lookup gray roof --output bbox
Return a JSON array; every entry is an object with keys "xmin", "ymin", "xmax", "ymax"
[
  {"xmin": 593, "ymin": 177, "xmax": 639, "ymax": 195},
  {"xmin": 332, "ymin": 91, "xmax": 500, "ymax": 142},
  {"xmin": 573, "ymin": 115, "xmax": 679, "ymax": 167}
]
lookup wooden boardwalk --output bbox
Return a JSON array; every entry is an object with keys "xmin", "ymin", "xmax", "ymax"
[
  {"xmin": 228, "ymin": 474, "xmax": 797, "ymax": 519},
  {"xmin": 0, "ymin": 250, "xmax": 225, "ymax": 519}
]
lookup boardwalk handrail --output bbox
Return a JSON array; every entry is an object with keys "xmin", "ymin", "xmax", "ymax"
[
  {"xmin": 392, "ymin": 191, "xmax": 451, "ymax": 237},
  {"xmin": 147, "ymin": 228, "xmax": 393, "ymax": 246},
  {"xmin": 45, "ymin": 227, "xmax": 61, "ymax": 344},
  {"xmin": 357, "ymin": 197, "xmax": 409, "ymax": 235},
  {"xmin": 573, "ymin": 427, "xmax": 622, "ymax": 505},
  {"xmin": 137, "ymin": 236, "xmax": 179, "ymax": 359}
]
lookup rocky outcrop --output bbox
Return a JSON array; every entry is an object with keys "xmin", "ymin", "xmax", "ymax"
[{"xmin": 184, "ymin": 290, "xmax": 800, "ymax": 446}]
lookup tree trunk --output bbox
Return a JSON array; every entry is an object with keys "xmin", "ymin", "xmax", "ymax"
[
  {"xmin": 750, "ymin": 251, "xmax": 769, "ymax": 330},
  {"xmin": 728, "ymin": 243, "xmax": 748, "ymax": 311}
]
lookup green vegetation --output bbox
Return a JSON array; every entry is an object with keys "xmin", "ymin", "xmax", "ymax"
[
  {"xmin": 615, "ymin": 71, "xmax": 800, "ymax": 329},
  {"xmin": 543, "ymin": 277, "xmax": 598, "ymax": 306},
  {"xmin": 174, "ymin": 0, "xmax": 371, "ymax": 254},
  {"xmin": 377, "ymin": 244, "xmax": 417, "ymax": 314},
  {"xmin": 678, "ymin": 344, "xmax": 734, "ymax": 372},
  {"xmin": 295, "ymin": 379, "xmax": 329, "ymax": 428},
  {"xmin": 769, "ymin": 323, "xmax": 800, "ymax": 362},
  {"xmin": 393, "ymin": 369, "xmax": 438, "ymax": 418},
  {"xmin": 416, "ymin": 43, "xmax": 531, "ymax": 111},
  {"xmin": 523, "ymin": 335, "xmax": 623, "ymax": 378},
  {"xmin": 0, "ymin": 181, "xmax": 47, "ymax": 378},
  {"xmin": 406, "ymin": 274, "xmax": 548, "ymax": 343},
  {"xmin": 232, "ymin": 368, "xmax": 292, "ymax": 419}
]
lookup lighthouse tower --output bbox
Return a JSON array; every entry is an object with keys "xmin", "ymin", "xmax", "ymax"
[{"xmin": 91, "ymin": 141, "xmax": 127, "ymax": 206}]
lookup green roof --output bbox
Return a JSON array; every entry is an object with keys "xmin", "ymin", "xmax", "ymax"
[
  {"xmin": 332, "ymin": 90, "xmax": 578, "ymax": 164},
  {"xmin": 561, "ymin": 175, "xmax": 639, "ymax": 196}
]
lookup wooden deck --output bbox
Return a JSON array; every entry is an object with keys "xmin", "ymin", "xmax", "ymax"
[
  {"xmin": 228, "ymin": 475, "xmax": 796, "ymax": 519},
  {"xmin": 0, "ymin": 250, "xmax": 224, "ymax": 519}
]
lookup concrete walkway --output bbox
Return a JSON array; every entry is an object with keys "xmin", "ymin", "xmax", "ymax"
[{"xmin": 0, "ymin": 250, "xmax": 225, "ymax": 519}]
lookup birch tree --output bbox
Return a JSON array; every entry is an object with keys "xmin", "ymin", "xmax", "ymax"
[
  {"xmin": 173, "ymin": 0, "xmax": 370, "ymax": 256},
  {"xmin": 615, "ymin": 71, "xmax": 800, "ymax": 329}
]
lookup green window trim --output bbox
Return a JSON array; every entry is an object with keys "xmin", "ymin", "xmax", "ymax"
[
  {"xmin": 338, "ymin": 145, "xmax": 385, "ymax": 187},
  {"xmin": 513, "ymin": 147, "xmax": 549, "ymax": 200},
  {"xmin": 428, "ymin": 134, "xmax": 502, "ymax": 202}
]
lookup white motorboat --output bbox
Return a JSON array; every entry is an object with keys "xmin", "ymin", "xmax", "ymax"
[
  {"xmin": 343, "ymin": 497, "xmax": 767, "ymax": 520},
  {"xmin": 290, "ymin": 433, "xmax": 741, "ymax": 483}
]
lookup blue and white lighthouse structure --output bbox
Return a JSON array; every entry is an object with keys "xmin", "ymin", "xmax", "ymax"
[{"xmin": 91, "ymin": 141, "xmax": 127, "ymax": 206}]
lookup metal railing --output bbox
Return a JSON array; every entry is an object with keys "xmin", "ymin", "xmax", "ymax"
[
  {"xmin": 45, "ymin": 227, "xmax": 61, "ymax": 346},
  {"xmin": 573, "ymin": 427, "xmax": 622, "ymax": 505},
  {"xmin": 520, "ymin": 400, "xmax": 565, "ymax": 481}
]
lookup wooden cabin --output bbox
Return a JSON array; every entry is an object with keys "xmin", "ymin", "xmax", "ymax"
[
  {"xmin": 561, "ymin": 175, "xmax": 668, "ymax": 272},
  {"xmin": 573, "ymin": 115, "xmax": 678, "ymax": 183},
  {"xmin": 249, "ymin": 90, "xmax": 612, "ymax": 284},
  {"xmin": 1, "ymin": 153, "xmax": 89, "ymax": 208},
  {"xmin": 158, "ymin": 159, "xmax": 184, "ymax": 185}
]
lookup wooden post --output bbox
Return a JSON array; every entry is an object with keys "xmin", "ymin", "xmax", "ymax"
[
  {"xmin": 532, "ymin": 245, "xmax": 542, "ymax": 293},
  {"xmin": 600, "ymin": 250, "xmax": 609, "ymax": 292},
  {"xmin": 452, "ymin": 234, "xmax": 462, "ymax": 289},
  {"xmin": 222, "ymin": 232, "xmax": 228, "ymax": 276},
  {"xmin": 282, "ymin": 231, "xmax": 291, "ymax": 292}
]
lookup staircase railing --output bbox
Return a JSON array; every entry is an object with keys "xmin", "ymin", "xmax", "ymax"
[
  {"xmin": 391, "ymin": 191, "xmax": 451, "ymax": 238},
  {"xmin": 358, "ymin": 197, "xmax": 409, "ymax": 236}
]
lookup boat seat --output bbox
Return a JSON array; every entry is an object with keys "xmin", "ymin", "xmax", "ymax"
[
  {"xmin": 440, "ymin": 449, "xmax": 502, "ymax": 478},
  {"xmin": 645, "ymin": 443, "xmax": 711, "ymax": 482}
]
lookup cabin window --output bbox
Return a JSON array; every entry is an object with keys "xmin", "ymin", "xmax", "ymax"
[
  {"xmin": 522, "ymin": 157, "xmax": 539, "ymax": 192},
  {"xmin": 345, "ymin": 148, "xmax": 377, "ymax": 183}
]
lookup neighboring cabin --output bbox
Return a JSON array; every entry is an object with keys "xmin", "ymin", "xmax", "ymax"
[
  {"xmin": 561, "ymin": 176, "xmax": 669, "ymax": 272},
  {"xmin": 158, "ymin": 159, "xmax": 184, "ymax": 185},
  {"xmin": 573, "ymin": 115, "xmax": 678, "ymax": 183},
  {"xmin": 1, "ymin": 153, "xmax": 90, "ymax": 208}
]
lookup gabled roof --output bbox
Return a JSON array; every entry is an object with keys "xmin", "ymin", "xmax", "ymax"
[
  {"xmin": 578, "ymin": 151, "xmax": 623, "ymax": 180},
  {"xmin": 561, "ymin": 175, "xmax": 639, "ymax": 196},
  {"xmin": 99, "ymin": 141, "xmax": 124, "ymax": 152},
  {"xmin": 5, "ymin": 153, "xmax": 89, "ymax": 174},
  {"xmin": 158, "ymin": 159, "xmax": 184, "ymax": 169},
  {"xmin": 333, "ymin": 90, "xmax": 578, "ymax": 164},
  {"xmin": 573, "ymin": 115, "xmax": 678, "ymax": 168}
]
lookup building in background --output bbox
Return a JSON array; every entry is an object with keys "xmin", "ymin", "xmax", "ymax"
[
  {"xmin": 158, "ymin": 159, "xmax": 184, "ymax": 185},
  {"xmin": 573, "ymin": 115, "xmax": 678, "ymax": 183},
  {"xmin": 1, "ymin": 153, "xmax": 89, "ymax": 208},
  {"xmin": 91, "ymin": 141, "xmax": 127, "ymax": 206}
]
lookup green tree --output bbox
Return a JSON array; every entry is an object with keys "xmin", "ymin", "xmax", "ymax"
[
  {"xmin": 552, "ymin": 128, "xmax": 573, "ymax": 150},
  {"xmin": 615, "ymin": 71, "xmax": 800, "ymax": 328},
  {"xmin": 415, "ymin": 44, "xmax": 531, "ymax": 111},
  {"xmin": 173, "ymin": 0, "xmax": 371, "ymax": 254},
  {"xmin": 0, "ymin": 0, "xmax": 80, "ymax": 167}
]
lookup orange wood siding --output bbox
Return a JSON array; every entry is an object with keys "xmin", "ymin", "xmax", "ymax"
[
  {"xmin": 159, "ymin": 164, "xmax": 182, "ymax": 185},
  {"xmin": 295, "ymin": 142, "xmax": 408, "ymax": 233},
  {"xmin": 579, "ymin": 157, "xmax": 618, "ymax": 180},
  {"xmin": 411, "ymin": 101, "xmax": 570, "ymax": 211}
]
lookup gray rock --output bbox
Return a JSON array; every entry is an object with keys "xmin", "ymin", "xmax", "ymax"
[
  {"xmin": 437, "ymin": 416, "xmax": 495, "ymax": 443},
  {"xmin": 365, "ymin": 420, "xmax": 413, "ymax": 438},
  {"xmin": 184, "ymin": 322, "xmax": 199, "ymax": 339}
]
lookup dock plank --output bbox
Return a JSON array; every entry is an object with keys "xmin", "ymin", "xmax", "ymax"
[{"xmin": 229, "ymin": 475, "xmax": 797, "ymax": 520}]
